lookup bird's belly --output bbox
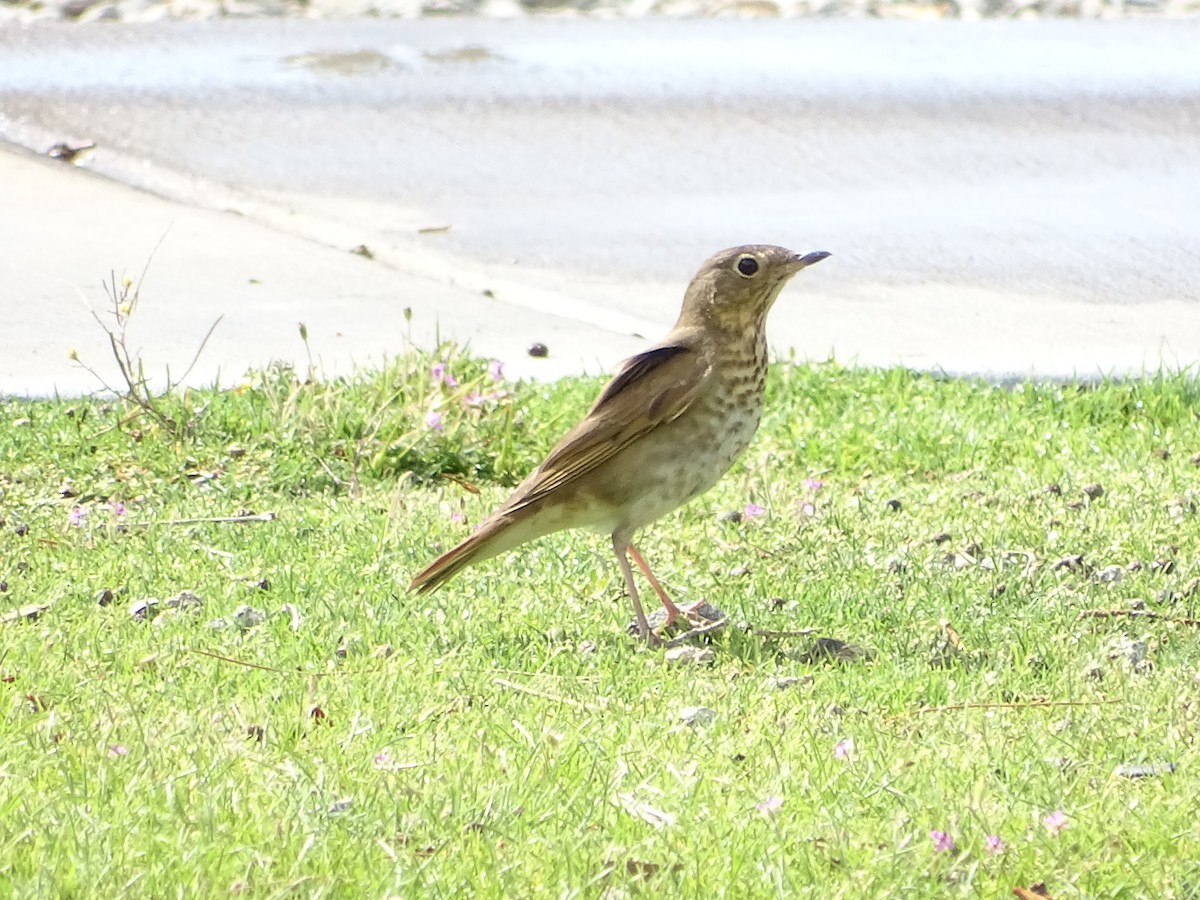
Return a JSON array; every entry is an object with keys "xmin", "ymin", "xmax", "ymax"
[{"xmin": 588, "ymin": 396, "xmax": 762, "ymax": 534}]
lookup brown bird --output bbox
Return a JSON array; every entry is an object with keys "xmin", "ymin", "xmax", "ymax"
[{"xmin": 409, "ymin": 244, "xmax": 830, "ymax": 643}]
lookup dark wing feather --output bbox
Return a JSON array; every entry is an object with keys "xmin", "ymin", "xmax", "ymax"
[{"xmin": 503, "ymin": 330, "xmax": 711, "ymax": 512}]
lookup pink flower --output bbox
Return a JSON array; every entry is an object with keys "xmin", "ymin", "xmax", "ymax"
[
  {"xmin": 834, "ymin": 737, "xmax": 854, "ymax": 760},
  {"xmin": 431, "ymin": 362, "xmax": 458, "ymax": 387},
  {"xmin": 464, "ymin": 391, "xmax": 485, "ymax": 407},
  {"xmin": 929, "ymin": 829, "xmax": 956, "ymax": 852},
  {"xmin": 110, "ymin": 501, "xmax": 126, "ymax": 517},
  {"xmin": 449, "ymin": 512, "xmax": 466, "ymax": 524},
  {"xmin": 756, "ymin": 795, "xmax": 783, "ymax": 815},
  {"xmin": 985, "ymin": 834, "xmax": 1005, "ymax": 855},
  {"xmin": 425, "ymin": 410, "xmax": 444, "ymax": 432},
  {"xmin": 67, "ymin": 505, "xmax": 88, "ymax": 527},
  {"xmin": 803, "ymin": 477, "xmax": 824, "ymax": 493},
  {"xmin": 488, "ymin": 360, "xmax": 505, "ymax": 382},
  {"xmin": 744, "ymin": 503, "xmax": 766, "ymax": 519},
  {"xmin": 1043, "ymin": 810, "xmax": 1068, "ymax": 835}
]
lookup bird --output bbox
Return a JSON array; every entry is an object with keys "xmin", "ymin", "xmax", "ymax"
[{"xmin": 409, "ymin": 244, "xmax": 830, "ymax": 644}]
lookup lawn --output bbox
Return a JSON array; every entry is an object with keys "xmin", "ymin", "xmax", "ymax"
[{"xmin": 2, "ymin": 348, "xmax": 1199, "ymax": 898}]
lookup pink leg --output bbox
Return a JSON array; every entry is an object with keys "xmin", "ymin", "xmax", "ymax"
[
  {"xmin": 613, "ymin": 538, "xmax": 659, "ymax": 644},
  {"xmin": 628, "ymin": 545, "xmax": 686, "ymax": 627}
]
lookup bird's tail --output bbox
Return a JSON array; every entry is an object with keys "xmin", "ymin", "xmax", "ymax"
[{"xmin": 408, "ymin": 515, "xmax": 518, "ymax": 594}]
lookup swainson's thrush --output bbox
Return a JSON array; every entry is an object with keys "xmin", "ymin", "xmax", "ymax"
[{"xmin": 410, "ymin": 244, "xmax": 830, "ymax": 643}]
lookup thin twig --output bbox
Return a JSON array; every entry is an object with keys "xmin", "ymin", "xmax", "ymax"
[
  {"xmin": 888, "ymin": 697, "xmax": 1120, "ymax": 723},
  {"xmin": 662, "ymin": 616, "xmax": 730, "ymax": 648},
  {"xmin": 188, "ymin": 648, "xmax": 290, "ymax": 673},
  {"xmin": 1079, "ymin": 608, "xmax": 1200, "ymax": 627},
  {"xmin": 132, "ymin": 512, "xmax": 278, "ymax": 528},
  {"xmin": 187, "ymin": 648, "xmax": 390, "ymax": 679},
  {"xmin": 749, "ymin": 626, "xmax": 819, "ymax": 638},
  {"xmin": 494, "ymin": 677, "xmax": 608, "ymax": 712},
  {"xmin": 175, "ymin": 315, "xmax": 225, "ymax": 386}
]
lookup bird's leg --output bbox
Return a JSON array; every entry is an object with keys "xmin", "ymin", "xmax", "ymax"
[
  {"xmin": 627, "ymin": 545, "xmax": 690, "ymax": 627},
  {"xmin": 613, "ymin": 538, "xmax": 658, "ymax": 645}
]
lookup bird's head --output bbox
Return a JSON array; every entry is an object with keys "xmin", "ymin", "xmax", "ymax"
[{"xmin": 677, "ymin": 244, "xmax": 830, "ymax": 334}]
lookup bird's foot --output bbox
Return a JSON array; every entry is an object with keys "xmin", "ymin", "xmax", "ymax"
[{"xmin": 628, "ymin": 600, "xmax": 727, "ymax": 644}]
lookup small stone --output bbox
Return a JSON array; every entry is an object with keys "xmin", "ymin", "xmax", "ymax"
[
  {"xmin": 1093, "ymin": 565, "xmax": 1124, "ymax": 584},
  {"xmin": 716, "ymin": 510, "xmax": 743, "ymax": 524},
  {"xmin": 679, "ymin": 705, "xmax": 718, "ymax": 726},
  {"xmin": 1042, "ymin": 483, "xmax": 1062, "ymax": 495},
  {"xmin": 1190, "ymin": 451, "xmax": 1200, "ymax": 467},
  {"xmin": 884, "ymin": 498, "xmax": 902, "ymax": 512},
  {"xmin": 929, "ymin": 531, "xmax": 952, "ymax": 545},
  {"xmin": 372, "ymin": 644, "xmax": 395, "ymax": 659},
  {"xmin": 797, "ymin": 637, "xmax": 873, "ymax": 664},
  {"xmin": 1053, "ymin": 554, "xmax": 1086, "ymax": 573},
  {"xmin": 1083, "ymin": 661, "xmax": 1104, "ymax": 680},
  {"xmin": 577, "ymin": 639, "xmax": 597, "ymax": 655},
  {"xmin": 96, "ymin": 588, "xmax": 115, "ymax": 607},
  {"xmin": 1081, "ymin": 483, "xmax": 1105, "ymax": 500},
  {"xmin": 728, "ymin": 565, "xmax": 750, "ymax": 577},
  {"xmin": 227, "ymin": 444, "xmax": 247, "ymax": 459},
  {"xmin": 767, "ymin": 675, "xmax": 813, "ymax": 690},
  {"xmin": 664, "ymin": 646, "xmax": 714, "ymax": 666},
  {"xmin": 1167, "ymin": 496, "xmax": 1198, "ymax": 517},
  {"xmin": 1152, "ymin": 448, "xmax": 1171, "ymax": 460},
  {"xmin": 233, "ymin": 605, "xmax": 266, "ymax": 629},
  {"xmin": 164, "ymin": 590, "xmax": 203, "ymax": 611},
  {"xmin": 1113, "ymin": 762, "xmax": 1176, "ymax": 779},
  {"xmin": 130, "ymin": 597, "xmax": 159, "ymax": 620},
  {"xmin": 1127, "ymin": 598, "xmax": 1147, "ymax": 611},
  {"xmin": 527, "ymin": 342, "xmax": 549, "ymax": 358},
  {"xmin": 1106, "ymin": 635, "xmax": 1149, "ymax": 668}
]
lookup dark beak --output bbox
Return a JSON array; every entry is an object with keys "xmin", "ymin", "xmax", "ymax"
[{"xmin": 794, "ymin": 250, "xmax": 831, "ymax": 269}]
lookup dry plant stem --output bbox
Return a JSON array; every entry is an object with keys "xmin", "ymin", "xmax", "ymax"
[
  {"xmin": 750, "ymin": 626, "xmax": 819, "ymax": 638},
  {"xmin": 132, "ymin": 512, "xmax": 278, "ymax": 528},
  {"xmin": 493, "ymin": 678, "xmax": 608, "ymax": 712},
  {"xmin": 74, "ymin": 237, "xmax": 223, "ymax": 437},
  {"xmin": 888, "ymin": 697, "xmax": 1121, "ymax": 723},
  {"xmin": 662, "ymin": 616, "xmax": 729, "ymax": 648},
  {"xmin": 1079, "ymin": 608, "xmax": 1200, "ymax": 627}
]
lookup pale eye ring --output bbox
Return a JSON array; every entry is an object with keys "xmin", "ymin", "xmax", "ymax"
[{"xmin": 736, "ymin": 255, "xmax": 759, "ymax": 278}]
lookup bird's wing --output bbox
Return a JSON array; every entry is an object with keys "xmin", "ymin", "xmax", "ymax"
[{"xmin": 503, "ymin": 330, "xmax": 711, "ymax": 512}]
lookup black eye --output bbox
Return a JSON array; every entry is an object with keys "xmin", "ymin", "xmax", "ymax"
[{"xmin": 736, "ymin": 256, "xmax": 759, "ymax": 277}]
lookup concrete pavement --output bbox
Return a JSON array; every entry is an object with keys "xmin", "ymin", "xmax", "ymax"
[{"xmin": 3, "ymin": 20, "xmax": 1200, "ymax": 396}]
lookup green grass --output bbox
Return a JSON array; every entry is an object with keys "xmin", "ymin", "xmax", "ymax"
[{"xmin": 2, "ymin": 353, "xmax": 1200, "ymax": 898}]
